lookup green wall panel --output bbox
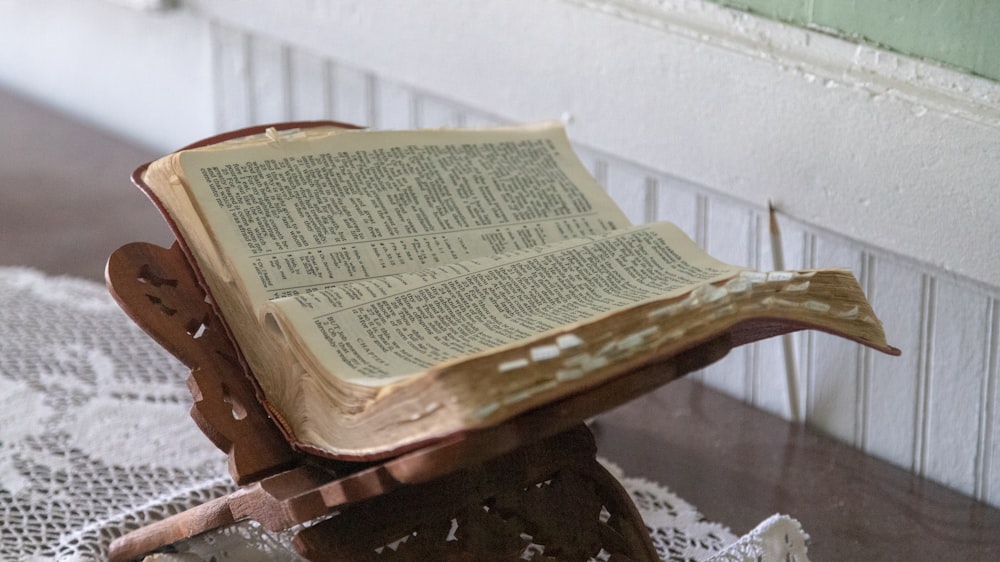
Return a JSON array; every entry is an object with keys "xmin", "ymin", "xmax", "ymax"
[
  {"xmin": 713, "ymin": 0, "xmax": 810, "ymax": 22},
  {"xmin": 710, "ymin": 0, "xmax": 1000, "ymax": 82}
]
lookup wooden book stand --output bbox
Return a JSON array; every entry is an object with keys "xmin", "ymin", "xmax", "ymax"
[
  {"xmin": 104, "ymin": 241, "xmax": 734, "ymax": 561},
  {"xmin": 104, "ymin": 122, "xmax": 732, "ymax": 561}
]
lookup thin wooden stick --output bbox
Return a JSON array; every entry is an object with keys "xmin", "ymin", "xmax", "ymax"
[{"xmin": 769, "ymin": 200, "xmax": 801, "ymax": 423}]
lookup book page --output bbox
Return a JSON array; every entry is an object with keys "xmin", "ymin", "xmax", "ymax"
[
  {"xmin": 265, "ymin": 222, "xmax": 744, "ymax": 386},
  {"xmin": 177, "ymin": 123, "xmax": 628, "ymax": 312}
]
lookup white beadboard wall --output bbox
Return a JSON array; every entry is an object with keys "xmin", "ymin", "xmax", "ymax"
[
  {"xmin": 206, "ymin": 22, "xmax": 1000, "ymax": 507},
  {"xmin": 0, "ymin": 0, "xmax": 996, "ymax": 509}
]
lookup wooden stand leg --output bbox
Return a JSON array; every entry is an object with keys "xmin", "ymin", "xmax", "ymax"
[
  {"xmin": 294, "ymin": 426, "xmax": 658, "ymax": 562},
  {"xmin": 109, "ymin": 496, "xmax": 236, "ymax": 562}
]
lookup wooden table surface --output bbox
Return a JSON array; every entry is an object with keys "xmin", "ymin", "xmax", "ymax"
[
  {"xmin": 0, "ymin": 87, "xmax": 173, "ymax": 281},
  {"xmin": 3, "ymin": 86, "xmax": 998, "ymax": 560},
  {"xmin": 594, "ymin": 377, "xmax": 1000, "ymax": 560}
]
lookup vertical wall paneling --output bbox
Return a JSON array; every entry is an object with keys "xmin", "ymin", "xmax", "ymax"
[
  {"xmin": 364, "ymin": 73, "xmax": 379, "ymax": 128},
  {"xmin": 605, "ymin": 160, "xmax": 653, "ymax": 225},
  {"xmin": 210, "ymin": 23, "xmax": 295, "ymax": 129},
  {"xmin": 753, "ymin": 211, "xmax": 808, "ymax": 419},
  {"xmin": 807, "ymin": 237, "xmax": 864, "ymax": 445},
  {"xmin": 694, "ymin": 194, "xmax": 710, "ymax": 250},
  {"xmin": 924, "ymin": 279, "xmax": 991, "ymax": 493},
  {"xmin": 210, "ymin": 22, "xmax": 252, "ymax": 132},
  {"xmin": 286, "ymin": 49, "xmax": 329, "ymax": 123},
  {"xmin": 703, "ymin": 198, "xmax": 755, "ymax": 268},
  {"xmin": 208, "ymin": 28, "xmax": 1000, "ymax": 506},
  {"xmin": 372, "ymin": 80, "xmax": 416, "ymax": 130},
  {"xmin": 643, "ymin": 177, "xmax": 658, "ymax": 225},
  {"xmin": 747, "ymin": 211, "xmax": 765, "ymax": 409},
  {"xmin": 577, "ymin": 149, "xmax": 609, "ymax": 194},
  {"xmin": 799, "ymin": 231, "xmax": 817, "ymax": 421},
  {"xmin": 246, "ymin": 34, "xmax": 291, "ymax": 126},
  {"xmin": 650, "ymin": 173, "xmax": 705, "ymax": 384},
  {"xmin": 856, "ymin": 251, "xmax": 875, "ymax": 449},
  {"xmin": 460, "ymin": 110, "xmax": 506, "ymax": 129},
  {"xmin": 417, "ymin": 94, "xmax": 504, "ymax": 130},
  {"xmin": 688, "ymin": 193, "xmax": 711, "ymax": 390},
  {"xmin": 914, "ymin": 275, "xmax": 937, "ymax": 475},
  {"xmin": 327, "ymin": 62, "xmax": 374, "ymax": 128},
  {"xmin": 699, "ymin": 197, "xmax": 755, "ymax": 401},
  {"xmin": 980, "ymin": 302, "xmax": 1000, "ymax": 505},
  {"xmin": 985, "ymin": 301, "xmax": 1000, "ymax": 505},
  {"xmin": 415, "ymin": 94, "xmax": 466, "ymax": 129},
  {"xmin": 790, "ymin": 221, "xmax": 811, "ymax": 419},
  {"xmin": 865, "ymin": 255, "xmax": 925, "ymax": 470},
  {"xmin": 653, "ymin": 175, "xmax": 700, "ymax": 245}
]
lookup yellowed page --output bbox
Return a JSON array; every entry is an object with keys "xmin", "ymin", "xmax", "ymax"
[
  {"xmin": 265, "ymin": 222, "xmax": 744, "ymax": 386},
  {"xmin": 176, "ymin": 122, "xmax": 629, "ymax": 316}
]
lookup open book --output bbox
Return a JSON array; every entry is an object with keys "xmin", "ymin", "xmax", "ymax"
[{"xmin": 135, "ymin": 121, "xmax": 898, "ymax": 461}]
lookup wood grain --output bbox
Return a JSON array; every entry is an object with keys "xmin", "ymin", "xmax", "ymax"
[
  {"xmin": 0, "ymin": 88, "xmax": 173, "ymax": 280},
  {"xmin": 593, "ymin": 377, "xmax": 1000, "ymax": 561}
]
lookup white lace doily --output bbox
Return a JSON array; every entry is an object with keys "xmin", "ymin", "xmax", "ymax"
[{"xmin": 0, "ymin": 267, "xmax": 809, "ymax": 562}]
